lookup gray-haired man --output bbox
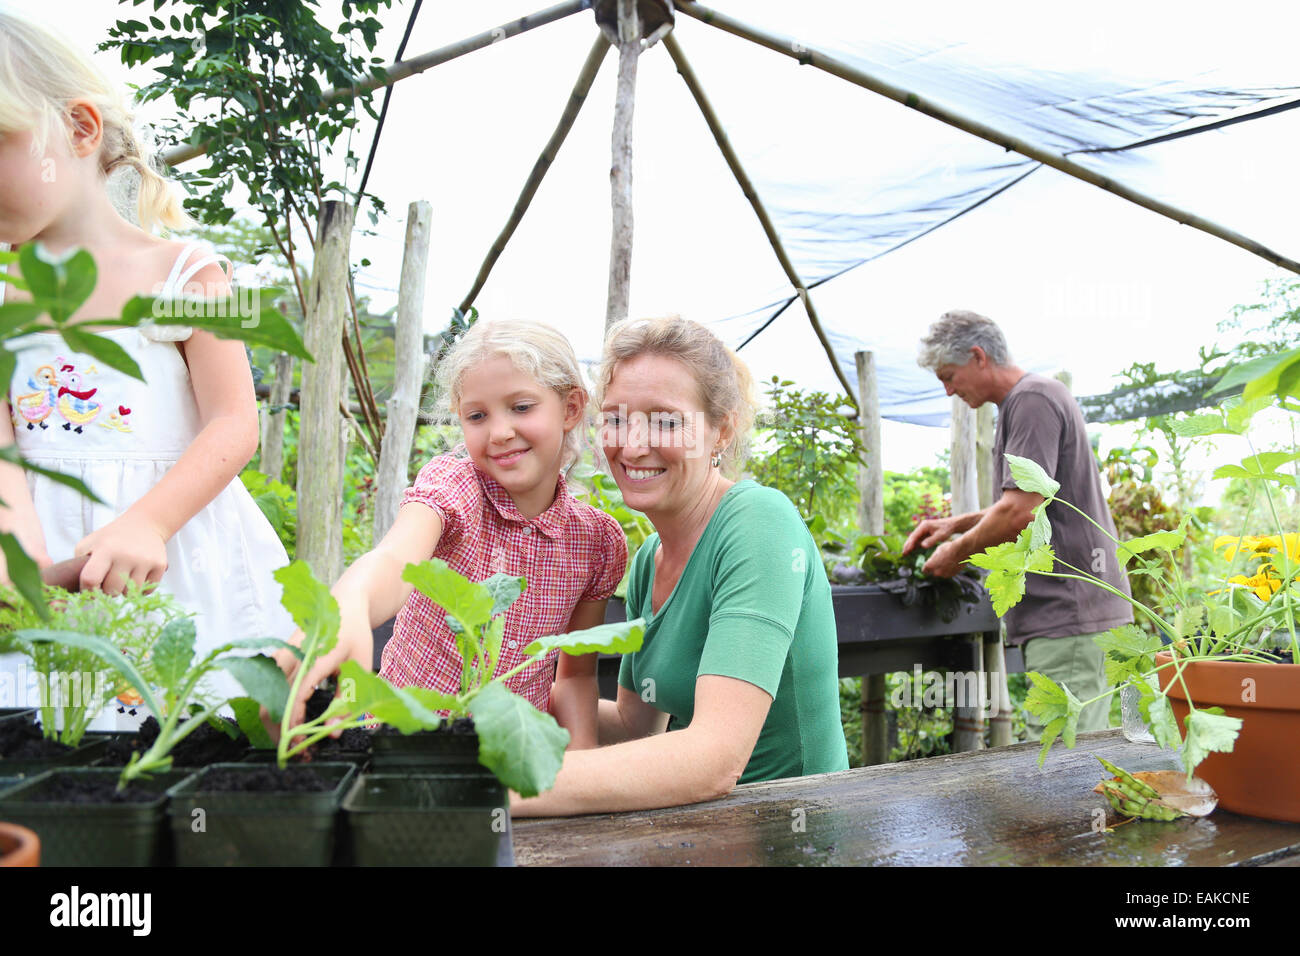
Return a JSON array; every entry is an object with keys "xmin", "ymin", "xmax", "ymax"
[{"xmin": 902, "ymin": 310, "xmax": 1133, "ymax": 736}]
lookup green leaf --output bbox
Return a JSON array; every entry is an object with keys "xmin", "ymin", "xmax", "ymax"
[
  {"xmin": 1142, "ymin": 684, "xmax": 1181, "ymax": 752},
  {"xmin": 214, "ymin": 654, "xmax": 289, "ymax": 722},
  {"xmin": 335, "ymin": 660, "xmax": 446, "ymax": 733},
  {"xmin": 471, "ymin": 680, "xmax": 570, "ymax": 797},
  {"xmin": 402, "ymin": 559, "xmax": 495, "ymax": 633},
  {"xmin": 482, "ymin": 573, "xmax": 525, "ymax": 618},
  {"xmin": 59, "ymin": 326, "xmax": 144, "ymax": 381},
  {"xmin": 208, "ymin": 636, "xmax": 300, "ymax": 660},
  {"xmin": 1180, "ymin": 709, "xmax": 1242, "ymax": 778},
  {"xmin": 969, "ymin": 527, "xmax": 1055, "ymax": 616},
  {"xmin": 1023, "ymin": 671, "xmax": 1081, "ymax": 764},
  {"xmin": 1115, "ymin": 522, "xmax": 1188, "ymax": 568},
  {"xmin": 525, "ymin": 618, "xmax": 646, "ymax": 657},
  {"xmin": 1028, "ymin": 506, "xmax": 1052, "ymax": 551},
  {"xmin": 14, "ymin": 628, "xmax": 162, "ymax": 717},
  {"xmin": 18, "ymin": 244, "xmax": 96, "ymax": 324},
  {"xmin": 1094, "ymin": 624, "xmax": 1163, "ymax": 679},
  {"xmin": 0, "ymin": 532, "xmax": 48, "ymax": 621},
  {"xmin": 229, "ymin": 696, "xmax": 276, "ymax": 750},
  {"xmin": 0, "ymin": 302, "xmax": 45, "ymax": 337},
  {"xmin": 118, "ymin": 287, "xmax": 312, "ymax": 361},
  {"xmin": 1213, "ymin": 351, "xmax": 1295, "ymax": 397},
  {"xmin": 273, "ymin": 561, "xmax": 340, "ymax": 665},
  {"xmin": 152, "ymin": 617, "xmax": 196, "ymax": 694},
  {"xmin": 0, "ymin": 446, "xmax": 106, "ymax": 504},
  {"xmin": 1004, "ymin": 454, "xmax": 1060, "ymax": 499}
]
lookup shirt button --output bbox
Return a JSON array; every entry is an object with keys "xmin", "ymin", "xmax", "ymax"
[
  {"xmin": 522, "ymin": 527, "xmax": 533, "ymax": 536},
  {"xmin": 508, "ymin": 640, "xmax": 518, "ymax": 649}
]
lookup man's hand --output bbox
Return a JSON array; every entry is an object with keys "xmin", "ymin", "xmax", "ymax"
[
  {"xmin": 903, "ymin": 516, "xmax": 961, "ymax": 555},
  {"xmin": 922, "ymin": 540, "xmax": 965, "ymax": 578}
]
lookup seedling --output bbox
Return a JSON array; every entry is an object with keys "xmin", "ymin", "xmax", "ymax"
[{"xmin": 275, "ymin": 559, "xmax": 645, "ymax": 796}]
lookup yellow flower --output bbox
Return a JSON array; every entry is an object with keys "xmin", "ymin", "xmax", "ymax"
[
  {"xmin": 1215, "ymin": 533, "xmax": 1300, "ymax": 562},
  {"xmin": 1225, "ymin": 572, "xmax": 1282, "ymax": 601}
]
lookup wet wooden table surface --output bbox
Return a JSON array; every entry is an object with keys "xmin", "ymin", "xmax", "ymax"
[{"xmin": 512, "ymin": 731, "xmax": 1300, "ymax": 866}]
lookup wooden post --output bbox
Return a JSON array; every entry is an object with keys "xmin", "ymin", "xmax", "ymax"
[
  {"xmin": 976, "ymin": 403, "xmax": 995, "ymax": 511},
  {"xmin": 297, "ymin": 200, "xmax": 355, "ymax": 585},
  {"xmin": 605, "ymin": 0, "xmax": 639, "ymax": 329},
  {"xmin": 374, "ymin": 201, "xmax": 432, "ymax": 543},
  {"xmin": 260, "ymin": 351, "xmax": 294, "ymax": 483},
  {"xmin": 949, "ymin": 396, "xmax": 984, "ymax": 751},
  {"xmin": 856, "ymin": 351, "xmax": 888, "ymax": 766},
  {"xmin": 974, "ymin": 399, "xmax": 1013, "ymax": 745}
]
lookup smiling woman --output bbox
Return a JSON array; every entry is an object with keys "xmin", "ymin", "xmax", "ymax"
[{"xmin": 510, "ymin": 316, "xmax": 848, "ymax": 817}]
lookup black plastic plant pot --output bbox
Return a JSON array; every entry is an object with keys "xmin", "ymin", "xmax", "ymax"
[
  {"xmin": 0, "ymin": 767, "xmax": 195, "ymax": 866},
  {"xmin": 167, "ymin": 762, "xmax": 357, "ymax": 867},
  {"xmin": 343, "ymin": 773, "xmax": 510, "ymax": 867},
  {"xmin": 0, "ymin": 735, "xmax": 109, "ymax": 779},
  {"xmin": 369, "ymin": 730, "xmax": 487, "ymax": 774},
  {"xmin": 241, "ymin": 748, "xmax": 371, "ymax": 771}
]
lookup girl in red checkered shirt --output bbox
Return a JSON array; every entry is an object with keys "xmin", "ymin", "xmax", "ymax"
[{"xmin": 283, "ymin": 319, "xmax": 627, "ymax": 748}]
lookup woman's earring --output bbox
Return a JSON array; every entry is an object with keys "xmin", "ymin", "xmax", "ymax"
[{"xmin": 710, "ymin": 450, "xmax": 722, "ymax": 468}]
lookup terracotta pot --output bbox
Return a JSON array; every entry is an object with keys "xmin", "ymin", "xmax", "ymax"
[
  {"xmin": 1156, "ymin": 651, "xmax": 1300, "ymax": 823},
  {"xmin": 0, "ymin": 821, "xmax": 40, "ymax": 867}
]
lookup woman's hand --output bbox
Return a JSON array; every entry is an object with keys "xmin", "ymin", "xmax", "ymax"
[{"xmin": 74, "ymin": 513, "xmax": 168, "ymax": 595}]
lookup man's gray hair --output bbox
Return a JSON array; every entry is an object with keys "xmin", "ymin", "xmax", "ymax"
[{"xmin": 917, "ymin": 310, "xmax": 1011, "ymax": 371}]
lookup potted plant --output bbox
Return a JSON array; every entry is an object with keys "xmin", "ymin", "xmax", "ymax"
[
  {"xmin": 0, "ymin": 614, "xmax": 295, "ymax": 866},
  {"xmin": 325, "ymin": 559, "xmax": 644, "ymax": 866},
  {"xmin": 974, "ymin": 364, "xmax": 1300, "ymax": 822},
  {"xmin": 0, "ymin": 582, "xmax": 193, "ymax": 776}
]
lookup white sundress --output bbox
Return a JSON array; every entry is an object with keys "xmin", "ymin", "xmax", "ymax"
[{"xmin": 0, "ymin": 241, "xmax": 295, "ymax": 729}]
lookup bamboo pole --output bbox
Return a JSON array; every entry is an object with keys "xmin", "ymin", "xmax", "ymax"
[
  {"xmin": 375, "ymin": 201, "xmax": 433, "ymax": 543},
  {"xmin": 605, "ymin": 0, "xmax": 640, "ymax": 329},
  {"xmin": 161, "ymin": 1, "xmax": 591, "ymax": 168},
  {"xmin": 949, "ymin": 395, "xmax": 984, "ymax": 752},
  {"xmin": 297, "ymin": 200, "xmax": 355, "ymax": 584},
  {"xmin": 855, "ymin": 351, "xmax": 888, "ymax": 766},
  {"xmin": 260, "ymin": 351, "xmax": 295, "ymax": 483},
  {"xmin": 675, "ymin": 2, "xmax": 1300, "ymax": 278},
  {"xmin": 663, "ymin": 32, "xmax": 856, "ymax": 402},
  {"xmin": 459, "ymin": 36, "xmax": 611, "ymax": 314}
]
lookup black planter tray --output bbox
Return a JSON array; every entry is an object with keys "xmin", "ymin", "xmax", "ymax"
[
  {"xmin": 0, "ymin": 736, "xmax": 109, "ymax": 778},
  {"xmin": 0, "ymin": 708, "xmax": 36, "ymax": 724},
  {"xmin": 241, "ymin": 748, "xmax": 371, "ymax": 771},
  {"xmin": 166, "ymin": 762, "xmax": 357, "ymax": 867},
  {"xmin": 0, "ymin": 766, "xmax": 195, "ymax": 866},
  {"xmin": 369, "ymin": 730, "xmax": 488, "ymax": 773},
  {"xmin": 342, "ymin": 772, "xmax": 512, "ymax": 867}
]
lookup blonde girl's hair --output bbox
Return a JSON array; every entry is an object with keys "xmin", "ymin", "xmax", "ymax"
[
  {"xmin": 0, "ymin": 9, "xmax": 192, "ymax": 233},
  {"xmin": 592, "ymin": 315, "xmax": 758, "ymax": 477},
  {"xmin": 436, "ymin": 318, "xmax": 589, "ymax": 468}
]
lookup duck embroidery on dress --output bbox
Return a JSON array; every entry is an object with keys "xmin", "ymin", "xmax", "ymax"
[
  {"xmin": 13, "ymin": 364, "xmax": 59, "ymax": 430},
  {"xmin": 55, "ymin": 363, "xmax": 101, "ymax": 433}
]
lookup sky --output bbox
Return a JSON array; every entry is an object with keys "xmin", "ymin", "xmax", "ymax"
[{"xmin": 14, "ymin": 0, "xmax": 1300, "ymax": 498}]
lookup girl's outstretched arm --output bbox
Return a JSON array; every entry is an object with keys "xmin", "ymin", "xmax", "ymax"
[
  {"xmin": 276, "ymin": 499, "xmax": 444, "ymax": 730},
  {"xmin": 0, "ymin": 401, "xmax": 52, "ymax": 584},
  {"xmin": 74, "ymin": 261, "xmax": 257, "ymax": 594}
]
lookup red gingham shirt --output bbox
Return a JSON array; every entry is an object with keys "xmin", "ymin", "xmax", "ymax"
[{"xmin": 380, "ymin": 452, "xmax": 627, "ymax": 713}]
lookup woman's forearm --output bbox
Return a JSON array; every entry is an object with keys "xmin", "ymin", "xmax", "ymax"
[{"xmin": 511, "ymin": 723, "xmax": 741, "ymax": 817}]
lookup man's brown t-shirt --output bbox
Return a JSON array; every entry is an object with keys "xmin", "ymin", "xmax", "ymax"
[{"xmin": 993, "ymin": 373, "xmax": 1133, "ymax": 644}]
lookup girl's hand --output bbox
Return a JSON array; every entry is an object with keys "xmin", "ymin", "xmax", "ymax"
[
  {"xmin": 274, "ymin": 605, "xmax": 375, "ymax": 736},
  {"xmin": 74, "ymin": 514, "xmax": 168, "ymax": 595}
]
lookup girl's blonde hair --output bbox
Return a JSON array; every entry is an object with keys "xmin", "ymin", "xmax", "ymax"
[
  {"xmin": 436, "ymin": 318, "xmax": 588, "ymax": 467},
  {"xmin": 0, "ymin": 10, "xmax": 191, "ymax": 233},
  {"xmin": 593, "ymin": 315, "xmax": 758, "ymax": 476}
]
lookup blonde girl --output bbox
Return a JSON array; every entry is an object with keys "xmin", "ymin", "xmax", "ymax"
[
  {"xmin": 281, "ymin": 319, "xmax": 627, "ymax": 749},
  {"xmin": 0, "ymin": 11, "xmax": 292, "ymax": 723}
]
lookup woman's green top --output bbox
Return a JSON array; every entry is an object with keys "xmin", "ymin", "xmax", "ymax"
[{"xmin": 618, "ymin": 481, "xmax": 848, "ymax": 783}]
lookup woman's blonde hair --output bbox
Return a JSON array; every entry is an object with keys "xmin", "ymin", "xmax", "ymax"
[
  {"xmin": 0, "ymin": 10, "xmax": 191, "ymax": 233},
  {"xmin": 592, "ymin": 316, "xmax": 758, "ymax": 476},
  {"xmin": 436, "ymin": 318, "xmax": 588, "ymax": 467}
]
